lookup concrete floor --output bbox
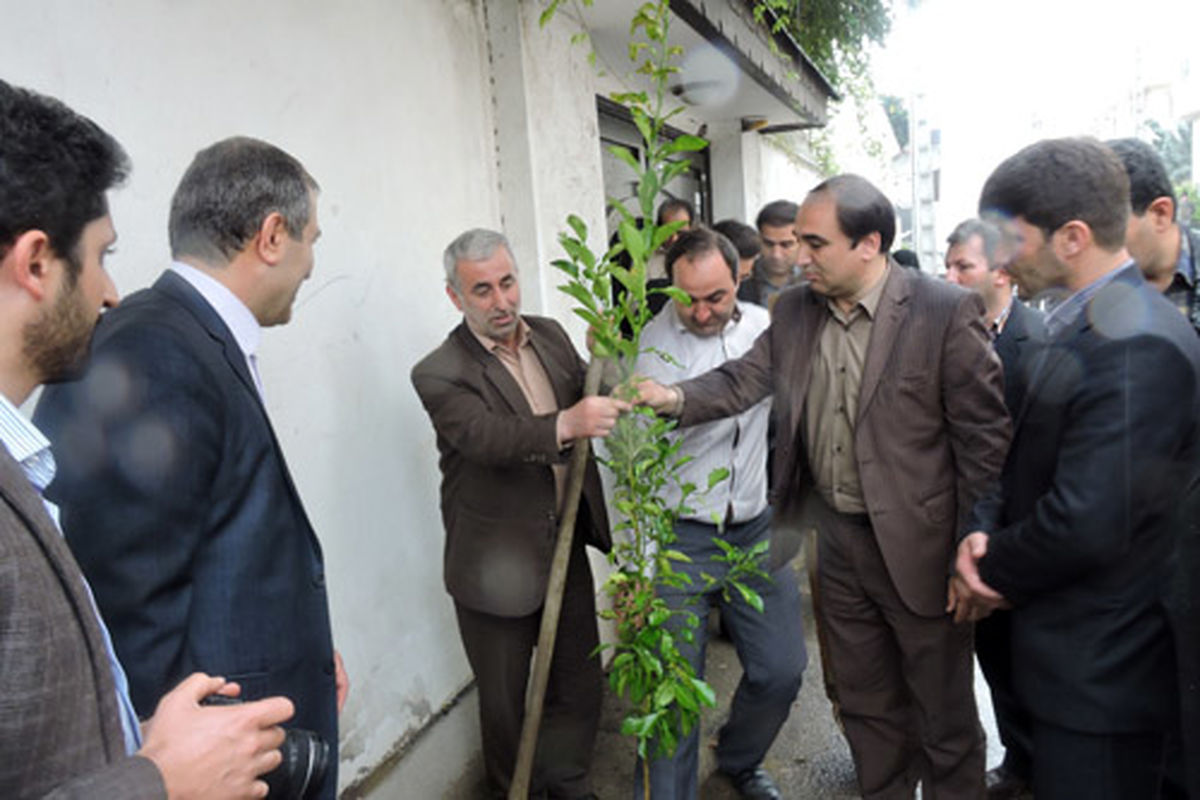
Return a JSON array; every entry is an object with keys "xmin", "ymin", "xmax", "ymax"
[
  {"xmin": 587, "ymin": 560, "xmax": 1003, "ymax": 799},
  {"xmin": 440, "ymin": 560, "xmax": 1001, "ymax": 799}
]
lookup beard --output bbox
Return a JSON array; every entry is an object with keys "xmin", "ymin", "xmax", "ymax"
[{"xmin": 23, "ymin": 277, "xmax": 97, "ymax": 384}]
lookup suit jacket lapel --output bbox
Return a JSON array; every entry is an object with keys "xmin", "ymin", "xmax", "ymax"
[
  {"xmin": 0, "ymin": 450, "xmax": 125, "ymax": 759},
  {"xmin": 152, "ymin": 271, "xmax": 322, "ymax": 556},
  {"xmin": 153, "ymin": 271, "xmax": 263, "ymax": 408},
  {"xmin": 781, "ymin": 291, "xmax": 827, "ymax": 445},
  {"xmin": 857, "ymin": 266, "xmax": 911, "ymax": 424},
  {"xmin": 527, "ymin": 322, "xmax": 579, "ymax": 411},
  {"xmin": 453, "ymin": 324, "xmax": 533, "ymax": 414},
  {"xmin": 1014, "ymin": 312, "xmax": 1085, "ymax": 430}
]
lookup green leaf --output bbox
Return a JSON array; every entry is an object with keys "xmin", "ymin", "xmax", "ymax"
[
  {"xmin": 559, "ymin": 281, "xmax": 598, "ymax": 311},
  {"xmin": 618, "ymin": 219, "xmax": 646, "ymax": 262},
  {"xmin": 538, "ymin": 0, "xmax": 563, "ymax": 28},
  {"xmin": 651, "ymin": 285, "xmax": 690, "ymax": 306},
  {"xmin": 690, "ymin": 677, "xmax": 717, "ymax": 707},
  {"xmin": 660, "ymin": 159, "xmax": 693, "ymax": 185},
  {"xmin": 551, "ymin": 258, "xmax": 579, "ymax": 279},
  {"xmin": 637, "ymin": 171, "xmax": 660, "ymax": 220},
  {"xmin": 650, "ymin": 219, "xmax": 686, "ymax": 252},
  {"xmin": 664, "ymin": 134, "xmax": 708, "ymax": 154},
  {"xmin": 661, "ymin": 549, "xmax": 692, "ymax": 563},
  {"xmin": 567, "ymin": 213, "xmax": 589, "ymax": 241},
  {"xmin": 631, "ymin": 107, "xmax": 654, "ymax": 149},
  {"xmin": 734, "ymin": 580, "xmax": 766, "ymax": 614},
  {"xmin": 607, "ymin": 144, "xmax": 641, "ymax": 173},
  {"xmin": 673, "ymin": 682, "xmax": 698, "ymax": 712},
  {"xmin": 706, "ymin": 467, "xmax": 729, "ymax": 490}
]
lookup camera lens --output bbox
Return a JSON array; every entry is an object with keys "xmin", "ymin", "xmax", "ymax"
[
  {"xmin": 200, "ymin": 695, "xmax": 329, "ymax": 799},
  {"xmin": 263, "ymin": 728, "xmax": 330, "ymax": 800}
]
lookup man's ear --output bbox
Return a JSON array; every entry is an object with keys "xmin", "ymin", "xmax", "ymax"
[
  {"xmin": 855, "ymin": 230, "xmax": 882, "ymax": 259},
  {"xmin": 1054, "ymin": 220, "xmax": 1091, "ymax": 259},
  {"xmin": 445, "ymin": 283, "xmax": 464, "ymax": 311},
  {"xmin": 1, "ymin": 229, "xmax": 57, "ymax": 301},
  {"xmin": 1147, "ymin": 196, "xmax": 1176, "ymax": 232},
  {"xmin": 254, "ymin": 212, "xmax": 290, "ymax": 266}
]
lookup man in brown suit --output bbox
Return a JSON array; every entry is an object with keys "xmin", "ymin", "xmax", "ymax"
[
  {"xmin": 0, "ymin": 80, "xmax": 294, "ymax": 799},
  {"xmin": 640, "ymin": 175, "xmax": 1009, "ymax": 798},
  {"xmin": 411, "ymin": 228, "xmax": 627, "ymax": 799}
]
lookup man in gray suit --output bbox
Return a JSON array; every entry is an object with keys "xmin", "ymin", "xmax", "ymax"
[
  {"xmin": 0, "ymin": 79, "xmax": 292, "ymax": 799},
  {"xmin": 411, "ymin": 229, "xmax": 628, "ymax": 799},
  {"xmin": 640, "ymin": 175, "xmax": 1009, "ymax": 798}
]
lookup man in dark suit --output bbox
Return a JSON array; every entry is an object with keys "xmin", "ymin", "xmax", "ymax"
[
  {"xmin": 945, "ymin": 217, "xmax": 1045, "ymax": 798},
  {"xmin": 411, "ymin": 228, "xmax": 627, "ymax": 799},
  {"xmin": 640, "ymin": 175, "xmax": 1010, "ymax": 798},
  {"xmin": 35, "ymin": 137, "xmax": 344, "ymax": 799},
  {"xmin": 1108, "ymin": 136, "xmax": 1200, "ymax": 799},
  {"xmin": 0, "ymin": 79, "xmax": 292, "ymax": 800},
  {"xmin": 955, "ymin": 137, "xmax": 1200, "ymax": 798}
]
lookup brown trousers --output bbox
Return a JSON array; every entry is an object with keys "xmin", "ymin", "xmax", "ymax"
[
  {"xmin": 454, "ymin": 541, "xmax": 602, "ymax": 800},
  {"xmin": 816, "ymin": 509, "xmax": 985, "ymax": 800}
]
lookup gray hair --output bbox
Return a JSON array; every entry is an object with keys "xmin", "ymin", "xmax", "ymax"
[
  {"xmin": 946, "ymin": 218, "xmax": 1004, "ymax": 269},
  {"xmin": 169, "ymin": 136, "xmax": 318, "ymax": 264},
  {"xmin": 443, "ymin": 228, "xmax": 515, "ymax": 289}
]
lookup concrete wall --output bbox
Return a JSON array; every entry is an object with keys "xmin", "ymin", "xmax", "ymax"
[{"xmin": 2, "ymin": 0, "xmax": 508, "ymax": 792}]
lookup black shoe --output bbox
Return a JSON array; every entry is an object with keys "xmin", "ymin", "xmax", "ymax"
[
  {"xmin": 985, "ymin": 765, "xmax": 1032, "ymax": 800},
  {"xmin": 727, "ymin": 766, "xmax": 782, "ymax": 800}
]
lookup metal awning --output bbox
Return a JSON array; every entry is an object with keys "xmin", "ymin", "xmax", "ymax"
[{"xmin": 580, "ymin": 0, "xmax": 837, "ymax": 131}]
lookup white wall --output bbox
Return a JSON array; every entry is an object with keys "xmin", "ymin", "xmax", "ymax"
[
  {"xmin": 1, "ymin": 0, "xmax": 503, "ymax": 790},
  {"xmin": 3, "ymin": 0, "xmax": 819, "ymax": 792}
]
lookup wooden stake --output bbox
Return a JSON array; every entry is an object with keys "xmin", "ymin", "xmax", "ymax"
[{"xmin": 508, "ymin": 358, "xmax": 605, "ymax": 799}]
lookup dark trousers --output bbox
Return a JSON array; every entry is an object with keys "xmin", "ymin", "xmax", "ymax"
[
  {"xmin": 454, "ymin": 542, "xmax": 602, "ymax": 800},
  {"xmin": 1032, "ymin": 720, "xmax": 1174, "ymax": 800},
  {"xmin": 816, "ymin": 510, "xmax": 984, "ymax": 800},
  {"xmin": 974, "ymin": 609, "xmax": 1033, "ymax": 780},
  {"xmin": 635, "ymin": 511, "xmax": 807, "ymax": 799}
]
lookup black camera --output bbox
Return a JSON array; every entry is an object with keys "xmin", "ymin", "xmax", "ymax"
[{"xmin": 200, "ymin": 695, "xmax": 330, "ymax": 799}]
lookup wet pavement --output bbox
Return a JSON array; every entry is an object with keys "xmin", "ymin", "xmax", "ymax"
[
  {"xmin": 445, "ymin": 559, "xmax": 1000, "ymax": 799},
  {"xmin": 588, "ymin": 560, "xmax": 1002, "ymax": 799}
]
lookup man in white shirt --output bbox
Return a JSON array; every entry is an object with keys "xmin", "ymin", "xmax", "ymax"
[{"xmin": 635, "ymin": 227, "xmax": 805, "ymax": 800}]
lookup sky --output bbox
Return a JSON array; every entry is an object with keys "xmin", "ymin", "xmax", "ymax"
[{"xmin": 863, "ymin": 0, "xmax": 1200, "ymax": 234}]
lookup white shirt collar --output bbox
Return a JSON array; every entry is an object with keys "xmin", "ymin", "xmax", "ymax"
[
  {"xmin": 0, "ymin": 392, "xmax": 56, "ymax": 492},
  {"xmin": 170, "ymin": 260, "xmax": 262, "ymax": 361}
]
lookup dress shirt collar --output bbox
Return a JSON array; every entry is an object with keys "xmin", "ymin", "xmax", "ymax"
[
  {"xmin": 991, "ymin": 296, "xmax": 1014, "ymax": 337},
  {"xmin": 0, "ymin": 392, "xmax": 55, "ymax": 493},
  {"xmin": 468, "ymin": 316, "xmax": 531, "ymax": 355},
  {"xmin": 1044, "ymin": 260, "xmax": 1131, "ymax": 339},
  {"xmin": 827, "ymin": 263, "xmax": 890, "ymax": 320},
  {"xmin": 170, "ymin": 260, "xmax": 262, "ymax": 361}
]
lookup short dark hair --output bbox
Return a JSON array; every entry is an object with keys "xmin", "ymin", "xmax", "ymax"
[
  {"xmin": 0, "ymin": 80, "xmax": 129, "ymax": 277},
  {"xmin": 655, "ymin": 197, "xmax": 695, "ymax": 227},
  {"xmin": 712, "ymin": 219, "xmax": 761, "ymax": 259},
  {"xmin": 892, "ymin": 249, "xmax": 920, "ymax": 270},
  {"xmin": 664, "ymin": 226, "xmax": 739, "ymax": 283},
  {"xmin": 1106, "ymin": 137, "xmax": 1175, "ymax": 215},
  {"xmin": 169, "ymin": 136, "xmax": 318, "ymax": 264},
  {"xmin": 979, "ymin": 137, "xmax": 1130, "ymax": 251},
  {"xmin": 946, "ymin": 218, "xmax": 1003, "ymax": 268},
  {"xmin": 808, "ymin": 174, "xmax": 896, "ymax": 252},
  {"xmin": 755, "ymin": 199, "xmax": 799, "ymax": 231}
]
